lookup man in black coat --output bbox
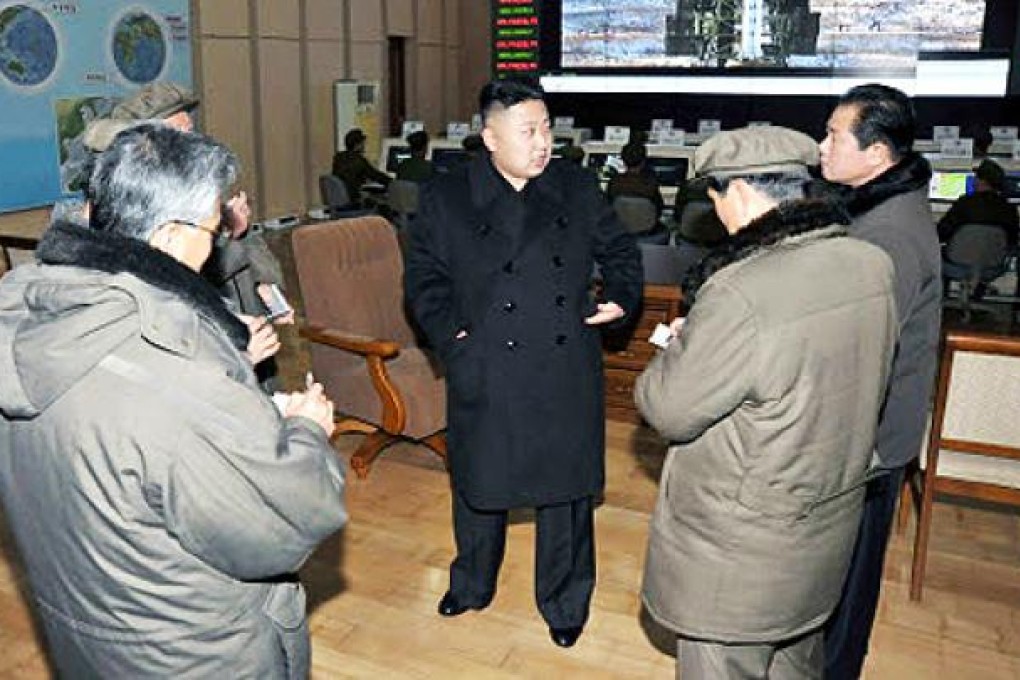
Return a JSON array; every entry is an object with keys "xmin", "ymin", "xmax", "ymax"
[
  {"xmin": 404, "ymin": 79, "xmax": 643, "ymax": 649},
  {"xmin": 818, "ymin": 84, "xmax": 942, "ymax": 679}
]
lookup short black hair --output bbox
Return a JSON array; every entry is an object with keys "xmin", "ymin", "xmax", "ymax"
[
  {"xmin": 407, "ymin": 130, "xmax": 429, "ymax": 153},
  {"xmin": 344, "ymin": 128, "xmax": 366, "ymax": 151},
  {"xmin": 837, "ymin": 84, "xmax": 915, "ymax": 162},
  {"xmin": 479, "ymin": 79, "xmax": 545, "ymax": 123},
  {"xmin": 621, "ymin": 141, "xmax": 647, "ymax": 169},
  {"xmin": 972, "ymin": 127, "xmax": 993, "ymax": 156}
]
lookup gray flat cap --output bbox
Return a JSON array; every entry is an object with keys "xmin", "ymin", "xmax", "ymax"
[
  {"xmin": 82, "ymin": 119, "xmax": 137, "ymax": 152},
  {"xmin": 695, "ymin": 126, "xmax": 819, "ymax": 177},
  {"xmin": 111, "ymin": 82, "xmax": 198, "ymax": 121}
]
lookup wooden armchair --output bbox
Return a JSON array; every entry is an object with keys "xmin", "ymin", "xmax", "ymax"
[
  {"xmin": 902, "ymin": 329, "xmax": 1020, "ymax": 600},
  {"xmin": 291, "ymin": 216, "xmax": 446, "ymax": 478}
]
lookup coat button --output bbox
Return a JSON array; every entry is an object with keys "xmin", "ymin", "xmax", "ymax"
[
  {"xmin": 478, "ymin": 224, "xmax": 491, "ymax": 236},
  {"xmin": 503, "ymin": 260, "xmax": 515, "ymax": 274},
  {"xmin": 552, "ymin": 255, "xmax": 564, "ymax": 268},
  {"xmin": 503, "ymin": 301, "xmax": 516, "ymax": 312},
  {"xmin": 555, "ymin": 294, "xmax": 566, "ymax": 307},
  {"xmin": 556, "ymin": 216, "xmax": 568, "ymax": 229},
  {"xmin": 506, "ymin": 339, "xmax": 517, "ymax": 351},
  {"xmin": 555, "ymin": 334, "xmax": 567, "ymax": 345}
]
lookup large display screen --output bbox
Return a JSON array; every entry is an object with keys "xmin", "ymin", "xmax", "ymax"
[
  {"xmin": 561, "ymin": 1, "xmax": 984, "ymax": 70},
  {"xmin": 537, "ymin": 1, "xmax": 1009, "ymax": 96}
]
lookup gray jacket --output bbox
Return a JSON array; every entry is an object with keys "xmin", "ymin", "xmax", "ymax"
[
  {"xmin": 842, "ymin": 155, "xmax": 941, "ymax": 469},
  {"xmin": 637, "ymin": 203, "xmax": 897, "ymax": 642},
  {"xmin": 0, "ymin": 220, "xmax": 346, "ymax": 678}
]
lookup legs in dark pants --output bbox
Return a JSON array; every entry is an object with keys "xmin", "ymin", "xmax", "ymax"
[
  {"xmin": 535, "ymin": 496, "xmax": 595, "ymax": 629},
  {"xmin": 823, "ymin": 465, "xmax": 906, "ymax": 680},
  {"xmin": 450, "ymin": 488, "xmax": 506, "ymax": 608},
  {"xmin": 449, "ymin": 488, "xmax": 595, "ymax": 628}
]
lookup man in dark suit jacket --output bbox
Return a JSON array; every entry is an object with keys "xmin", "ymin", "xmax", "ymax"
[
  {"xmin": 395, "ymin": 130, "xmax": 435, "ymax": 183},
  {"xmin": 331, "ymin": 128, "xmax": 391, "ymax": 200},
  {"xmin": 937, "ymin": 159, "xmax": 1018, "ymax": 249},
  {"xmin": 404, "ymin": 79, "xmax": 642, "ymax": 649}
]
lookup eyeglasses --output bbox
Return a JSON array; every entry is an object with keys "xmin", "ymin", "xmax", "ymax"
[{"xmin": 173, "ymin": 217, "xmax": 227, "ymax": 238}]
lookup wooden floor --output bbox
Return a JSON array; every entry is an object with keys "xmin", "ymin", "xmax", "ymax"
[
  {"xmin": 3, "ymin": 230, "xmax": 1020, "ymax": 677},
  {"xmin": 2, "ymin": 417, "xmax": 1020, "ymax": 678}
]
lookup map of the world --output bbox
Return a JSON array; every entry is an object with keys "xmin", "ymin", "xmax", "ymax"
[{"xmin": 0, "ymin": 1, "xmax": 191, "ymax": 213}]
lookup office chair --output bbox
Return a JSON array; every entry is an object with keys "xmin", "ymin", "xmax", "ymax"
[
  {"xmin": 318, "ymin": 174, "xmax": 353, "ymax": 216},
  {"xmin": 613, "ymin": 196, "xmax": 668, "ymax": 244},
  {"xmin": 639, "ymin": 242, "xmax": 691, "ymax": 286},
  {"xmin": 900, "ymin": 329, "xmax": 1020, "ymax": 600},
  {"xmin": 942, "ymin": 223, "xmax": 1011, "ymax": 321},
  {"xmin": 292, "ymin": 215, "xmax": 447, "ymax": 478},
  {"xmin": 386, "ymin": 179, "xmax": 420, "ymax": 230}
]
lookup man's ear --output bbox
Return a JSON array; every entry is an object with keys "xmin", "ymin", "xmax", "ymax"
[
  {"xmin": 481, "ymin": 125, "xmax": 497, "ymax": 154},
  {"xmin": 865, "ymin": 142, "xmax": 893, "ymax": 170}
]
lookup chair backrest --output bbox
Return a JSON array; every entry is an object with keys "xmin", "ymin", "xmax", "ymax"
[
  {"xmin": 639, "ymin": 243, "xmax": 687, "ymax": 285},
  {"xmin": 944, "ymin": 223, "xmax": 1010, "ymax": 278},
  {"xmin": 292, "ymin": 216, "xmax": 417, "ymax": 348},
  {"xmin": 677, "ymin": 199, "xmax": 727, "ymax": 246},
  {"xmin": 387, "ymin": 179, "xmax": 420, "ymax": 216},
  {"xmin": 910, "ymin": 329, "xmax": 1020, "ymax": 599},
  {"xmin": 319, "ymin": 174, "xmax": 352, "ymax": 210},
  {"xmin": 613, "ymin": 196, "xmax": 658, "ymax": 235}
]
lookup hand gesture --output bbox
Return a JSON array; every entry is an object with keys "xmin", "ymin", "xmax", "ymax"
[
  {"xmin": 284, "ymin": 381, "xmax": 336, "ymax": 437},
  {"xmin": 584, "ymin": 301, "xmax": 625, "ymax": 326},
  {"xmin": 239, "ymin": 314, "xmax": 281, "ymax": 365},
  {"xmin": 223, "ymin": 191, "xmax": 251, "ymax": 239}
]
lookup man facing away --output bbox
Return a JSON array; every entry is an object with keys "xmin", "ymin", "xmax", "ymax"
[
  {"xmin": 637, "ymin": 125, "xmax": 897, "ymax": 680},
  {"xmin": 0, "ymin": 124, "xmax": 345, "ymax": 678},
  {"xmin": 404, "ymin": 79, "xmax": 642, "ymax": 649},
  {"xmin": 395, "ymin": 129, "xmax": 435, "ymax": 183},
  {"xmin": 818, "ymin": 83, "xmax": 942, "ymax": 680},
  {"xmin": 937, "ymin": 158, "xmax": 1018, "ymax": 252}
]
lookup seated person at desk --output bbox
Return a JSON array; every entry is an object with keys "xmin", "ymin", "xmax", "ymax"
[
  {"xmin": 937, "ymin": 159, "xmax": 1018, "ymax": 250},
  {"xmin": 606, "ymin": 141, "xmax": 665, "ymax": 218},
  {"xmin": 331, "ymin": 128, "xmax": 391, "ymax": 200},
  {"xmin": 462, "ymin": 133, "xmax": 486, "ymax": 161},
  {"xmin": 395, "ymin": 130, "xmax": 435, "ymax": 183}
]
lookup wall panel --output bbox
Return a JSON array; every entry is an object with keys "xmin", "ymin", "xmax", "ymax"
[
  {"xmin": 258, "ymin": 40, "xmax": 306, "ymax": 217},
  {"xmin": 306, "ymin": 41, "xmax": 347, "ymax": 199},
  {"xmin": 199, "ymin": 39, "xmax": 258, "ymax": 193},
  {"xmin": 198, "ymin": 0, "xmax": 249, "ymax": 36},
  {"xmin": 257, "ymin": 0, "xmax": 300, "ymax": 38},
  {"xmin": 306, "ymin": 0, "xmax": 345, "ymax": 40},
  {"xmin": 417, "ymin": 0, "xmax": 444, "ymax": 45},
  {"xmin": 386, "ymin": 0, "xmax": 415, "ymax": 37},
  {"xmin": 350, "ymin": 0, "xmax": 385, "ymax": 41}
]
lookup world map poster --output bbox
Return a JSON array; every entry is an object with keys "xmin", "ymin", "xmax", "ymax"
[{"xmin": 0, "ymin": 1, "xmax": 191, "ymax": 213}]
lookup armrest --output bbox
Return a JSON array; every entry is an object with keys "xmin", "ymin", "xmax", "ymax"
[{"xmin": 300, "ymin": 325, "xmax": 401, "ymax": 359}]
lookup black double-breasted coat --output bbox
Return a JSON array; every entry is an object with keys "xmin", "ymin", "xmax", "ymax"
[{"xmin": 404, "ymin": 155, "xmax": 643, "ymax": 510}]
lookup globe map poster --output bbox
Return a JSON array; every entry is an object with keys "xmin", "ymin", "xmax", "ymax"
[{"xmin": 0, "ymin": 1, "xmax": 192, "ymax": 213}]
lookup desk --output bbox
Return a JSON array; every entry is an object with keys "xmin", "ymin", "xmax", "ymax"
[{"xmin": 603, "ymin": 283, "xmax": 683, "ymax": 423}]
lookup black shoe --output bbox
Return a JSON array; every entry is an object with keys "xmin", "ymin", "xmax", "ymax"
[
  {"xmin": 437, "ymin": 591, "xmax": 489, "ymax": 617},
  {"xmin": 549, "ymin": 626, "xmax": 583, "ymax": 648}
]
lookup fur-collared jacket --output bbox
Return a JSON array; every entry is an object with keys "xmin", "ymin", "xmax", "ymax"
[
  {"xmin": 637, "ymin": 200, "xmax": 897, "ymax": 642},
  {"xmin": 814, "ymin": 153, "xmax": 941, "ymax": 469},
  {"xmin": 0, "ymin": 219, "xmax": 346, "ymax": 678}
]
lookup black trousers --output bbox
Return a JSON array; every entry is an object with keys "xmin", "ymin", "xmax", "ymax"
[
  {"xmin": 449, "ymin": 488, "xmax": 595, "ymax": 629},
  {"xmin": 823, "ymin": 465, "xmax": 907, "ymax": 679}
]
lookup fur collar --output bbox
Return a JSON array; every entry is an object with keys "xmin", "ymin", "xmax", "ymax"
[
  {"xmin": 809, "ymin": 153, "xmax": 931, "ymax": 218},
  {"xmin": 37, "ymin": 219, "xmax": 250, "ymax": 350},
  {"xmin": 682, "ymin": 199, "xmax": 848, "ymax": 302}
]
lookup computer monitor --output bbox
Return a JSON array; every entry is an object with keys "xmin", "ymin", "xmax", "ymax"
[
  {"xmin": 431, "ymin": 147, "xmax": 468, "ymax": 174},
  {"xmin": 1002, "ymin": 171, "xmax": 1020, "ymax": 204},
  {"xmin": 646, "ymin": 157, "xmax": 690, "ymax": 188},
  {"xmin": 586, "ymin": 152, "xmax": 625, "ymax": 183},
  {"xmin": 552, "ymin": 137, "xmax": 574, "ymax": 159},
  {"xmin": 928, "ymin": 171, "xmax": 976, "ymax": 202},
  {"xmin": 385, "ymin": 145, "xmax": 412, "ymax": 173}
]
